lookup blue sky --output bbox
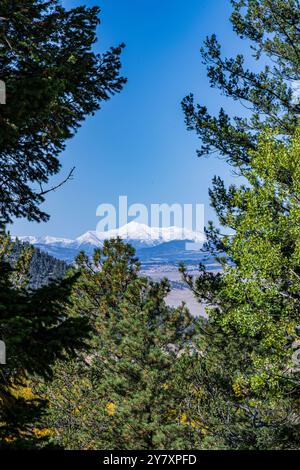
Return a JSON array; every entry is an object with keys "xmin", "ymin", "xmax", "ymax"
[{"xmin": 11, "ymin": 0, "xmax": 250, "ymax": 238}]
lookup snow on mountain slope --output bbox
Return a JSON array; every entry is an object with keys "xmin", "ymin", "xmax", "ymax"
[
  {"xmin": 16, "ymin": 235, "xmax": 74, "ymax": 246},
  {"xmin": 76, "ymin": 221, "xmax": 204, "ymax": 248},
  {"xmin": 15, "ymin": 221, "xmax": 205, "ymax": 248},
  {"xmin": 13, "ymin": 222, "xmax": 206, "ymax": 263}
]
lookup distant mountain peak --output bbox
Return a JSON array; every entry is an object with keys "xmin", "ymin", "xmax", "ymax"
[
  {"xmin": 90, "ymin": 221, "xmax": 204, "ymax": 244},
  {"xmin": 14, "ymin": 221, "xmax": 205, "ymax": 255},
  {"xmin": 75, "ymin": 231, "xmax": 102, "ymax": 246},
  {"xmin": 13, "ymin": 222, "xmax": 209, "ymax": 264}
]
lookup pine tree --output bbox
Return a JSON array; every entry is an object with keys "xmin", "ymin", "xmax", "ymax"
[
  {"xmin": 182, "ymin": 0, "xmax": 300, "ymax": 230},
  {"xmin": 0, "ymin": 0, "xmax": 126, "ymax": 224},
  {"xmin": 181, "ymin": 127, "xmax": 300, "ymax": 450},
  {"xmin": 11, "ymin": 240, "xmax": 67, "ymax": 289},
  {"xmin": 0, "ymin": 0, "xmax": 127, "ymax": 447},
  {"xmin": 181, "ymin": 0, "xmax": 300, "ymax": 449},
  {"xmin": 0, "ymin": 234, "xmax": 90, "ymax": 448},
  {"xmin": 42, "ymin": 239, "xmax": 198, "ymax": 450}
]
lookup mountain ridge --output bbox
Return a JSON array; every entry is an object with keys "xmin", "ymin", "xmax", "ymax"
[
  {"xmin": 13, "ymin": 221, "xmax": 206, "ymax": 264},
  {"xmin": 15, "ymin": 221, "xmax": 205, "ymax": 246}
]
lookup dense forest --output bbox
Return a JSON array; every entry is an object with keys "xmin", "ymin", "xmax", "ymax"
[
  {"xmin": 0, "ymin": 0, "xmax": 300, "ymax": 451},
  {"xmin": 11, "ymin": 241, "xmax": 67, "ymax": 289}
]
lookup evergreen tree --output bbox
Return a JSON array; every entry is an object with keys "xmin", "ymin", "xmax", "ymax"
[
  {"xmin": 182, "ymin": 0, "xmax": 300, "ymax": 227},
  {"xmin": 0, "ymin": 0, "xmax": 126, "ymax": 448},
  {"xmin": 0, "ymin": 234, "xmax": 90, "ymax": 448},
  {"xmin": 42, "ymin": 239, "xmax": 198, "ymax": 450},
  {"xmin": 181, "ymin": 0, "xmax": 300, "ymax": 449},
  {"xmin": 181, "ymin": 127, "xmax": 300, "ymax": 449},
  {"xmin": 0, "ymin": 0, "xmax": 126, "ymax": 224},
  {"xmin": 11, "ymin": 240, "xmax": 67, "ymax": 289}
]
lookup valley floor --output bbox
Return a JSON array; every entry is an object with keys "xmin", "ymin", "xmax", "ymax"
[{"xmin": 141, "ymin": 263, "xmax": 210, "ymax": 317}]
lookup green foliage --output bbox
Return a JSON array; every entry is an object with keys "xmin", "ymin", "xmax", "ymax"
[
  {"xmin": 2, "ymin": 0, "xmax": 300, "ymax": 451},
  {"xmin": 181, "ymin": 0, "xmax": 300, "ymax": 449},
  {"xmin": 0, "ymin": 0, "xmax": 128, "ymax": 449},
  {"xmin": 11, "ymin": 240, "xmax": 67, "ymax": 289},
  {"xmin": 182, "ymin": 0, "xmax": 299, "ymax": 171},
  {"xmin": 0, "ymin": 0, "xmax": 126, "ymax": 224},
  {"xmin": 0, "ymin": 234, "xmax": 90, "ymax": 448},
  {"xmin": 181, "ymin": 123, "xmax": 300, "ymax": 450},
  {"xmin": 42, "ymin": 239, "xmax": 197, "ymax": 450}
]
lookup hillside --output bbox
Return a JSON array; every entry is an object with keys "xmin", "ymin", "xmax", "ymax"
[{"xmin": 12, "ymin": 240, "xmax": 67, "ymax": 290}]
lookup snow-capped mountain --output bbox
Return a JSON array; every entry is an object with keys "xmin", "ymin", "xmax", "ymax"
[
  {"xmin": 14, "ymin": 221, "xmax": 206, "ymax": 263},
  {"xmin": 16, "ymin": 235, "xmax": 75, "ymax": 247},
  {"xmin": 16, "ymin": 221, "xmax": 204, "ymax": 248}
]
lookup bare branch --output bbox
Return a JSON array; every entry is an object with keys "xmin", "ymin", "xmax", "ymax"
[{"xmin": 38, "ymin": 166, "xmax": 75, "ymax": 196}]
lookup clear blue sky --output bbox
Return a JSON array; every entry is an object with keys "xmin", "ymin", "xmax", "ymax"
[{"xmin": 11, "ymin": 0, "xmax": 250, "ymax": 239}]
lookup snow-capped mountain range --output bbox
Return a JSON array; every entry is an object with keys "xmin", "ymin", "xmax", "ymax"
[
  {"xmin": 12, "ymin": 221, "xmax": 209, "ymax": 263},
  {"xmin": 13, "ymin": 222, "xmax": 218, "ymax": 316},
  {"xmin": 16, "ymin": 221, "xmax": 205, "ymax": 248}
]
